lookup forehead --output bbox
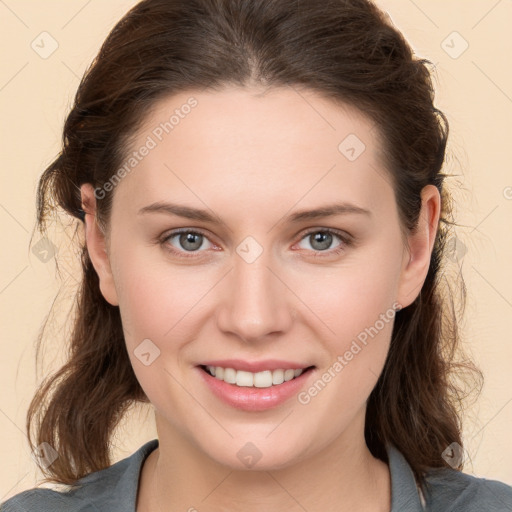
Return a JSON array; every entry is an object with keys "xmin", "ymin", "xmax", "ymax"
[
  {"xmin": 138, "ymin": 85, "xmax": 380, "ymax": 157},
  {"xmin": 112, "ymin": 86, "xmax": 392, "ymax": 219}
]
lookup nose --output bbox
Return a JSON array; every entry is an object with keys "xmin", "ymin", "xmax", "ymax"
[{"xmin": 215, "ymin": 245, "xmax": 294, "ymax": 343}]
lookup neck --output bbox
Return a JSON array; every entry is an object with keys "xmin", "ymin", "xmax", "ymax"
[{"xmin": 138, "ymin": 411, "xmax": 391, "ymax": 512}]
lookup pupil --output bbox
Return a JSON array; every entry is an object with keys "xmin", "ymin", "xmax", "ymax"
[
  {"xmin": 181, "ymin": 233, "xmax": 202, "ymax": 251},
  {"xmin": 312, "ymin": 232, "xmax": 331, "ymax": 250}
]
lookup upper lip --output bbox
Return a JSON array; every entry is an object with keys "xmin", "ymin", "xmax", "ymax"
[{"xmin": 199, "ymin": 359, "xmax": 314, "ymax": 373}]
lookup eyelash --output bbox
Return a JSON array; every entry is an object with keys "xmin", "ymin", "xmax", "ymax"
[{"xmin": 158, "ymin": 227, "xmax": 353, "ymax": 260}]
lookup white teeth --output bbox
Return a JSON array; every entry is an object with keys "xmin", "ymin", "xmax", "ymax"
[
  {"xmin": 272, "ymin": 369, "xmax": 284, "ymax": 385},
  {"xmin": 205, "ymin": 366, "xmax": 306, "ymax": 387},
  {"xmin": 284, "ymin": 369, "xmax": 295, "ymax": 381},
  {"xmin": 236, "ymin": 370, "xmax": 254, "ymax": 387},
  {"xmin": 223, "ymin": 367, "xmax": 236, "ymax": 384},
  {"xmin": 253, "ymin": 370, "xmax": 272, "ymax": 388}
]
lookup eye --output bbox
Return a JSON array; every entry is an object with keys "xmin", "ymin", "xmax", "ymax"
[
  {"xmin": 295, "ymin": 228, "xmax": 351, "ymax": 256},
  {"xmin": 160, "ymin": 229, "xmax": 215, "ymax": 257}
]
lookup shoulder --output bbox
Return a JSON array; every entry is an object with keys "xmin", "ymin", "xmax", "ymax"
[
  {"xmin": 0, "ymin": 439, "xmax": 159, "ymax": 512},
  {"xmin": 423, "ymin": 466, "xmax": 512, "ymax": 512},
  {"xmin": 0, "ymin": 486, "xmax": 93, "ymax": 512}
]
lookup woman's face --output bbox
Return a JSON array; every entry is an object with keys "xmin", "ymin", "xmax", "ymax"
[{"xmin": 82, "ymin": 86, "xmax": 438, "ymax": 470}]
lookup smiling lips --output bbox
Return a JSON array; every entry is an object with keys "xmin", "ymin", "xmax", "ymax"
[{"xmin": 197, "ymin": 359, "xmax": 316, "ymax": 411}]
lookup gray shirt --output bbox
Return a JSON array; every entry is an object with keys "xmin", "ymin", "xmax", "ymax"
[{"xmin": 1, "ymin": 439, "xmax": 512, "ymax": 511}]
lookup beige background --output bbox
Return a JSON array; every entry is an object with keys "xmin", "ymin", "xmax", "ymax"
[{"xmin": 1, "ymin": 0, "xmax": 511, "ymax": 500}]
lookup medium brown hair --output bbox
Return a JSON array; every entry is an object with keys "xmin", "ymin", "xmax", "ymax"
[{"xmin": 28, "ymin": 0, "xmax": 481, "ymax": 487}]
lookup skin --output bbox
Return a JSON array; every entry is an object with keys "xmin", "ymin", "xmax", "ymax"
[{"xmin": 80, "ymin": 86, "xmax": 440, "ymax": 512}]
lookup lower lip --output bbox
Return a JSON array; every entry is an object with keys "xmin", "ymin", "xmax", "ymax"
[{"xmin": 197, "ymin": 366, "xmax": 315, "ymax": 412}]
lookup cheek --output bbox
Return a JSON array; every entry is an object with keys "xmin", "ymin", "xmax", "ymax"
[
  {"xmin": 297, "ymin": 276, "xmax": 396, "ymax": 423},
  {"xmin": 302, "ymin": 244, "xmax": 402, "ymax": 344},
  {"xmin": 296, "ymin": 242, "xmax": 402, "ymax": 405},
  {"xmin": 112, "ymin": 243, "xmax": 208, "ymax": 341},
  {"xmin": 111, "ymin": 249, "xmax": 205, "ymax": 405}
]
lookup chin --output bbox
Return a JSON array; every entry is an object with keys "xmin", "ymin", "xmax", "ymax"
[{"xmin": 199, "ymin": 436, "xmax": 312, "ymax": 472}]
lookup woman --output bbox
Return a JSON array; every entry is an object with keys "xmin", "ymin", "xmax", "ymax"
[{"xmin": 2, "ymin": 0, "xmax": 511, "ymax": 511}]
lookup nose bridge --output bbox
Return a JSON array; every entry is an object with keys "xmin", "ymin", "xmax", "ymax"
[{"xmin": 216, "ymin": 237, "xmax": 292, "ymax": 342}]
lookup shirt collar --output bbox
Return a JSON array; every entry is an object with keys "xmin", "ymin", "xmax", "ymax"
[{"xmin": 387, "ymin": 443, "xmax": 425, "ymax": 512}]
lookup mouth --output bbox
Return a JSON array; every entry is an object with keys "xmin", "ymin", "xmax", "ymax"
[
  {"xmin": 198, "ymin": 364, "xmax": 316, "ymax": 388},
  {"xmin": 197, "ymin": 362, "xmax": 317, "ymax": 411}
]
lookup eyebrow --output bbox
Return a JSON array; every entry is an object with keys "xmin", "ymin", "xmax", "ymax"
[{"xmin": 138, "ymin": 201, "xmax": 371, "ymax": 224}]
